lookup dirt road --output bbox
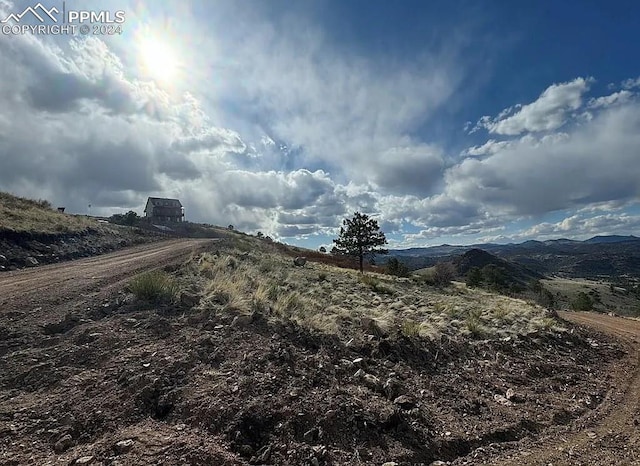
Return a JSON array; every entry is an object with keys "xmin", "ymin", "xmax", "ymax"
[
  {"xmin": 0, "ymin": 238, "xmax": 213, "ymax": 319},
  {"xmin": 489, "ymin": 311, "xmax": 640, "ymax": 465}
]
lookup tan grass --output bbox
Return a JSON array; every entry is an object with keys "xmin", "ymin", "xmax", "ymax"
[
  {"xmin": 186, "ymin": 241, "xmax": 563, "ymax": 341},
  {"xmin": 0, "ymin": 191, "xmax": 98, "ymax": 234}
]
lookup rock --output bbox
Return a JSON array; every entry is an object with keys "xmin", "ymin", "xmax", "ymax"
[
  {"xmin": 25, "ymin": 256, "xmax": 39, "ymax": 266},
  {"xmin": 114, "ymin": 439, "xmax": 135, "ymax": 454},
  {"xmin": 75, "ymin": 456, "xmax": 95, "ymax": 465},
  {"xmin": 180, "ymin": 291, "xmax": 201, "ymax": 309},
  {"xmin": 353, "ymin": 369, "xmax": 365, "ymax": 378},
  {"xmin": 493, "ymin": 394, "xmax": 513, "ymax": 406},
  {"xmin": 54, "ymin": 434, "xmax": 73, "ymax": 453},
  {"xmin": 383, "ymin": 378, "xmax": 402, "ymax": 400},
  {"xmin": 430, "ymin": 462, "xmax": 448, "ymax": 466},
  {"xmin": 293, "ymin": 256, "xmax": 307, "ymax": 267},
  {"xmin": 363, "ymin": 374, "xmax": 381, "ymax": 390},
  {"xmin": 303, "ymin": 427, "xmax": 319, "ymax": 442},
  {"xmin": 360, "ymin": 317, "xmax": 386, "ymax": 338},
  {"xmin": 0, "ymin": 254, "xmax": 7, "ymax": 265},
  {"xmin": 383, "ymin": 463, "xmax": 399, "ymax": 466},
  {"xmin": 393, "ymin": 395, "xmax": 416, "ymax": 410},
  {"xmin": 505, "ymin": 388, "xmax": 523, "ymax": 402},
  {"xmin": 231, "ymin": 314, "xmax": 254, "ymax": 328},
  {"xmin": 352, "ymin": 357, "xmax": 364, "ymax": 365}
]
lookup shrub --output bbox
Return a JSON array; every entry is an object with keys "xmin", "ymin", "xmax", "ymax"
[
  {"xmin": 433, "ymin": 262, "xmax": 456, "ymax": 287},
  {"xmin": 571, "ymin": 292, "xmax": 593, "ymax": 311},
  {"xmin": 481, "ymin": 264, "xmax": 508, "ymax": 291},
  {"xmin": 129, "ymin": 270, "xmax": 179, "ymax": 303},
  {"xmin": 385, "ymin": 257, "xmax": 410, "ymax": 277},
  {"xmin": 466, "ymin": 267, "xmax": 483, "ymax": 288}
]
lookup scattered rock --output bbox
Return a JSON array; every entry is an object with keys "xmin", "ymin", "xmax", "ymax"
[
  {"xmin": 114, "ymin": 439, "xmax": 135, "ymax": 454},
  {"xmin": 383, "ymin": 462, "xmax": 399, "ymax": 466},
  {"xmin": 0, "ymin": 254, "xmax": 7, "ymax": 265},
  {"xmin": 74, "ymin": 456, "xmax": 95, "ymax": 465},
  {"xmin": 393, "ymin": 395, "xmax": 416, "ymax": 410},
  {"xmin": 352, "ymin": 357, "xmax": 364, "ymax": 365},
  {"xmin": 363, "ymin": 374, "xmax": 381, "ymax": 390},
  {"xmin": 383, "ymin": 378, "xmax": 402, "ymax": 400},
  {"xmin": 293, "ymin": 256, "xmax": 307, "ymax": 267},
  {"xmin": 430, "ymin": 461, "xmax": 448, "ymax": 466},
  {"xmin": 250, "ymin": 445, "xmax": 272, "ymax": 464},
  {"xmin": 179, "ymin": 291, "xmax": 201, "ymax": 309},
  {"xmin": 505, "ymin": 388, "xmax": 524, "ymax": 402},
  {"xmin": 53, "ymin": 434, "xmax": 73, "ymax": 453},
  {"xmin": 231, "ymin": 314, "xmax": 254, "ymax": 328},
  {"xmin": 493, "ymin": 394, "xmax": 513, "ymax": 406},
  {"xmin": 25, "ymin": 256, "xmax": 39, "ymax": 266},
  {"xmin": 360, "ymin": 317, "xmax": 386, "ymax": 338},
  {"xmin": 353, "ymin": 369, "xmax": 365, "ymax": 378}
]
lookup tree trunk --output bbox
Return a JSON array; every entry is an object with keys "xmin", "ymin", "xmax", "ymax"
[{"xmin": 359, "ymin": 252, "xmax": 364, "ymax": 273}]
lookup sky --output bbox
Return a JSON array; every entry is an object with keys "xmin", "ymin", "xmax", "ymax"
[{"xmin": 0, "ymin": 0, "xmax": 639, "ymax": 249}]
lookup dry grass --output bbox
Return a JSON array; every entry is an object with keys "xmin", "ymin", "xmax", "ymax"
[
  {"xmin": 128, "ymin": 270, "xmax": 180, "ymax": 304},
  {"xmin": 184, "ymin": 239, "xmax": 565, "ymax": 342},
  {"xmin": 0, "ymin": 191, "xmax": 98, "ymax": 234}
]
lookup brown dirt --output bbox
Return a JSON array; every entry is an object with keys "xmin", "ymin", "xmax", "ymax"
[
  {"xmin": 0, "ymin": 242, "xmax": 638, "ymax": 465},
  {"xmin": 479, "ymin": 311, "xmax": 640, "ymax": 465}
]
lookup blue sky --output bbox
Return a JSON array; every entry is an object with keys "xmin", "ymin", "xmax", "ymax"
[{"xmin": 0, "ymin": 0, "xmax": 639, "ymax": 249}]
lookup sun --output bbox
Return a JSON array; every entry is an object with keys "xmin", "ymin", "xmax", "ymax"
[{"xmin": 138, "ymin": 36, "xmax": 179, "ymax": 85}]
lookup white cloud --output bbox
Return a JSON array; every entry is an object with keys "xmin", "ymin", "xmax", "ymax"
[
  {"xmin": 475, "ymin": 77, "xmax": 593, "ymax": 135},
  {"xmin": 588, "ymin": 90, "xmax": 633, "ymax": 109},
  {"xmin": 462, "ymin": 139, "xmax": 512, "ymax": 157},
  {"xmin": 622, "ymin": 77, "xmax": 640, "ymax": 89}
]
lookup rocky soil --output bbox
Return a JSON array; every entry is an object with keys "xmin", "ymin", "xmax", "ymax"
[
  {"xmin": 0, "ymin": 226, "xmax": 164, "ymax": 271},
  {"xmin": 1, "ymin": 241, "xmax": 637, "ymax": 465}
]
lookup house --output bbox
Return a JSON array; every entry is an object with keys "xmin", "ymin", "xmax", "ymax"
[{"xmin": 143, "ymin": 197, "xmax": 184, "ymax": 222}]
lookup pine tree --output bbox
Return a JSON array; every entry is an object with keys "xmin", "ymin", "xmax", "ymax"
[{"xmin": 333, "ymin": 212, "xmax": 388, "ymax": 273}]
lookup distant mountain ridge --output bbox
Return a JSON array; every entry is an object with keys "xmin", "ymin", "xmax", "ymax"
[{"xmin": 387, "ymin": 235, "xmax": 640, "ymax": 279}]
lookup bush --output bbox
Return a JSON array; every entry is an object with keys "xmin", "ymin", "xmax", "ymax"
[
  {"xmin": 129, "ymin": 270, "xmax": 179, "ymax": 303},
  {"xmin": 571, "ymin": 292, "xmax": 593, "ymax": 311},
  {"xmin": 481, "ymin": 264, "xmax": 508, "ymax": 291},
  {"xmin": 385, "ymin": 257, "xmax": 410, "ymax": 277},
  {"xmin": 433, "ymin": 262, "xmax": 456, "ymax": 287},
  {"xmin": 466, "ymin": 266, "xmax": 483, "ymax": 287}
]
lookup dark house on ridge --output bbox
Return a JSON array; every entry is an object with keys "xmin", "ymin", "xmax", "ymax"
[{"xmin": 143, "ymin": 197, "xmax": 184, "ymax": 223}]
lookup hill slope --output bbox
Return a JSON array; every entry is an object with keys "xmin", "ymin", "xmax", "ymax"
[{"xmin": 0, "ymin": 230, "xmax": 630, "ymax": 465}]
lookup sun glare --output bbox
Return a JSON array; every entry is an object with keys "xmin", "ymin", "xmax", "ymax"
[{"xmin": 138, "ymin": 36, "xmax": 179, "ymax": 85}]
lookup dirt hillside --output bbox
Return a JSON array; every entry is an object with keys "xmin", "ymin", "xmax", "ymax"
[{"xmin": 0, "ymin": 238, "xmax": 637, "ymax": 465}]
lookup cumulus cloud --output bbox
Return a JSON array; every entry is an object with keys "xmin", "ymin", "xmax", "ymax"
[
  {"xmin": 474, "ymin": 77, "xmax": 593, "ymax": 135},
  {"xmin": 446, "ymin": 100, "xmax": 640, "ymax": 216},
  {"xmin": 588, "ymin": 90, "xmax": 633, "ymax": 109}
]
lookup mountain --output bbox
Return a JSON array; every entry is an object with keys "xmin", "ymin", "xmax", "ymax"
[
  {"xmin": 386, "ymin": 235, "xmax": 640, "ymax": 279},
  {"xmin": 584, "ymin": 235, "xmax": 639, "ymax": 244},
  {"xmin": 453, "ymin": 248, "xmax": 543, "ymax": 285}
]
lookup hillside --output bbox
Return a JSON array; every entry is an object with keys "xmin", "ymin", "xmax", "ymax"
[
  {"xmin": 0, "ymin": 192, "xmax": 165, "ymax": 270},
  {"xmin": 0, "ymin": 232, "xmax": 630, "ymax": 465}
]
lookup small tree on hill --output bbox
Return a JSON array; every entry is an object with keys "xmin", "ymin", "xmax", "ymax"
[
  {"xmin": 333, "ymin": 211, "xmax": 388, "ymax": 273},
  {"xmin": 385, "ymin": 257, "xmax": 410, "ymax": 277},
  {"xmin": 466, "ymin": 266, "xmax": 483, "ymax": 288}
]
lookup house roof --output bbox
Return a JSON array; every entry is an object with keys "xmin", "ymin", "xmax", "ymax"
[{"xmin": 146, "ymin": 197, "xmax": 182, "ymax": 207}]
